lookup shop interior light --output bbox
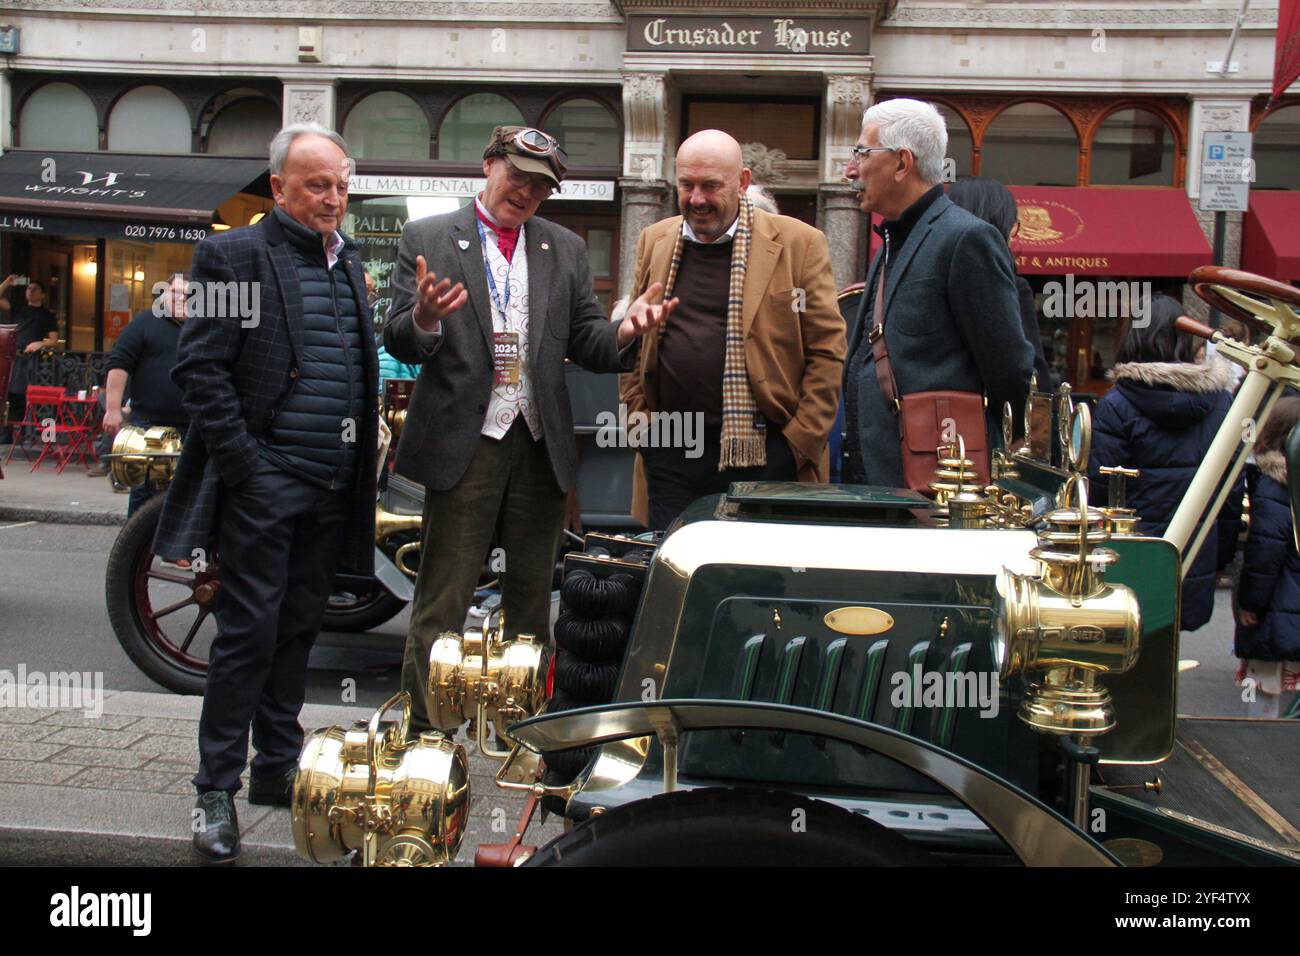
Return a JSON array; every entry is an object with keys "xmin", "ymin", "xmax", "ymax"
[{"xmin": 132, "ymin": 269, "xmax": 144, "ymax": 281}]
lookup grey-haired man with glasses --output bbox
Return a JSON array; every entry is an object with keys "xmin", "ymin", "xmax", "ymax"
[{"xmin": 384, "ymin": 125, "xmax": 674, "ymax": 736}]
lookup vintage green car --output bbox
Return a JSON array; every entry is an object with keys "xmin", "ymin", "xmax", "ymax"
[{"xmin": 292, "ymin": 266, "xmax": 1300, "ymax": 867}]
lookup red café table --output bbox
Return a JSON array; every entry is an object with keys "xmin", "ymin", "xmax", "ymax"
[{"xmin": 59, "ymin": 393, "xmax": 102, "ymax": 472}]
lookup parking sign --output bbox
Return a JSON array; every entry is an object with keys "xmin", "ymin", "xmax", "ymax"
[{"xmin": 1199, "ymin": 131, "xmax": 1252, "ymax": 212}]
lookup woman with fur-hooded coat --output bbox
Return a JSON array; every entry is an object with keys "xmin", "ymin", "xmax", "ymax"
[
  {"xmin": 1088, "ymin": 295, "xmax": 1241, "ymax": 632},
  {"xmin": 1234, "ymin": 397, "xmax": 1300, "ymax": 711}
]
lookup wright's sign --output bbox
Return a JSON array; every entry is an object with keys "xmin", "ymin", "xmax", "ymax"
[{"xmin": 627, "ymin": 15, "xmax": 869, "ymax": 55}]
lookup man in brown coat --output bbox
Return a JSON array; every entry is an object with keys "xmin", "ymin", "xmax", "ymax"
[{"xmin": 621, "ymin": 129, "xmax": 845, "ymax": 529}]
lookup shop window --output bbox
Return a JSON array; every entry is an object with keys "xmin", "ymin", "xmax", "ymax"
[
  {"xmin": 108, "ymin": 86, "xmax": 192, "ymax": 154},
  {"xmin": 542, "ymin": 98, "xmax": 620, "ymax": 166},
  {"xmin": 207, "ymin": 98, "xmax": 282, "ymax": 157},
  {"xmin": 102, "ymin": 240, "xmax": 191, "ymax": 347},
  {"xmin": 981, "ymin": 103, "xmax": 1079, "ymax": 186},
  {"xmin": 935, "ymin": 104, "xmax": 973, "ymax": 179},
  {"xmin": 344, "ymin": 92, "xmax": 430, "ymax": 161},
  {"xmin": 19, "ymin": 82, "xmax": 99, "ymax": 150},
  {"xmin": 685, "ymin": 98, "xmax": 819, "ymax": 161},
  {"xmin": 1089, "ymin": 109, "xmax": 1175, "ymax": 186},
  {"xmin": 439, "ymin": 93, "xmax": 525, "ymax": 162},
  {"xmin": 1254, "ymin": 106, "xmax": 1300, "ymax": 190}
]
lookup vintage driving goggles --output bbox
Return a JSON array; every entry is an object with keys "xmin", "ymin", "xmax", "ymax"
[{"xmin": 513, "ymin": 127, "xmax": 568, "ymax": 166}]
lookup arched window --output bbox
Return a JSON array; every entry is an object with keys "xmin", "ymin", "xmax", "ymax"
[
  {"xmin": 343, "ymin": 91, "xmax": 430, "ymax": 161},
  {"xmin": 934, "ymin": 103, "xmax": 973, "ymax": 180},
  {"xmin": 439, "ymin": 92, "xmax": 524, "ymax": 162},
  {"xmin": 1088, "ymin": 108, "xmax": 1175, "ymax": 186},
  {"xmin": 980, "ymin": 102, "xmax": 1078, "ymax": 186},
  {"xmin": 20, "ymin": 82, "xmax": 98, "ymax": 150},
  {"xmin": 206, "ymin": 98, "xmax": 282, "ymax": 157},
  {"xmin": 541, "ymin": 97, "xmax": 619, "ymax": 166},
  {"xmin": 1254, "ymin": 105, "xmax": 1300, "ymax": 190},
  {"xmin": 108, "ymin": 86, "xmax": 192, "ymax": 153}
]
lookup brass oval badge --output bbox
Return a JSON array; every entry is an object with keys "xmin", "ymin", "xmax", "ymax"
[
  {"xmin": 1069, "ymin": 624, "xmax": 1106, "ymax": 644},
  {"xmin": 824, "ymin": 607, "xmax": 895, "ymax": 636}
]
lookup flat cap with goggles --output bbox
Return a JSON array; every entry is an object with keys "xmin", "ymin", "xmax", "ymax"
[{"xmin": 484, "ymin": 126, "xmax": 569, "ymax": 190}]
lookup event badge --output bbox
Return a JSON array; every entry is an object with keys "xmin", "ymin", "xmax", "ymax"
[{"xmin": 493, "ymin": 331, "xmax": 521, "ymax": 385}]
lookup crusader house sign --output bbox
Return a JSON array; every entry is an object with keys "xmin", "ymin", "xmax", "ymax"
[{"xmin": 628, "ymin": 15, "xmax": 869, "ymax": 55}]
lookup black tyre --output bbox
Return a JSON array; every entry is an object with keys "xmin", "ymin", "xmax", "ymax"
[
  {"xmin": 321, "ymin": 584, "xmax": 407, "ymax": 633},
  {"xmin": 553, "ymin": 652, "xmax": 619, "ymax": 702},
  {"xmin": 553, "ymin": 609, "xmax": 631, "ymax": 662},
  {"xmin": 523, "ymin": 788, "xmax": 933, "ymax": 866},
  {"xmin": 560, "ymin": 570, "xmax": 640, "ymax": 618}
]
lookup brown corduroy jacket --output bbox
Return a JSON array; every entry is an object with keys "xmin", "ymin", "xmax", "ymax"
[{"xmin": 621, "ymin": 209, "xmax": 846, "ymax": 525}]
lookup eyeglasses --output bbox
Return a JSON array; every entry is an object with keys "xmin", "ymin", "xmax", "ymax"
[
  {"xmin": 503, "ymin": 162, "xmax": 556, "ymax": 199},
  {"xmin": 849, "ymin": 145, "xmax": 898, "ymax": 165}
]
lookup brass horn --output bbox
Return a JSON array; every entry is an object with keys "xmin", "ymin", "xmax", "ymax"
[{"xmin": 375, "ymin": 503, "xmax": 423, "ymax": 577}]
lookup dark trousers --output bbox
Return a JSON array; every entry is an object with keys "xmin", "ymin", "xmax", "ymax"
[
  {"xmin": 402, "ymin": 418, "xmax": 565, "ymax": 735},
  {"xmin": 642, "ymin": 422, "xmax": 797, "ymax": 531},
  {"xmin": 194, "ymin": 456, "xmax": 348, "ymax": 794}
]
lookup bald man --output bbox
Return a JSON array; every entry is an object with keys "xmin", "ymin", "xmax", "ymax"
[{"xmin": 621, "ymin": 129, "xmax": 845, "ymax": 529}]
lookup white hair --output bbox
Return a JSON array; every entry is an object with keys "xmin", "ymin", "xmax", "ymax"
[
  {"xmin": 268, "ymin": 122, "xmax": 349, "ymax": 175},
  {"xmin": 746, "ymin": 183, "xmax": 779, "ymax": 214},
  {"xmin": 861, "ymin": 99, "xmax": 948, "ymax": 186}
]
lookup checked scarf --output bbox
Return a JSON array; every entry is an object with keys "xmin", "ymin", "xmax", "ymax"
[{"xmin": 660, "ymin": 195, "xmax": 765, "ymax": 470}]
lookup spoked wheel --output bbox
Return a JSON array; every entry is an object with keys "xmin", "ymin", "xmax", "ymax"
[
  {"xmin": 522, "ymin": 788, "xmax": 933, "ymax": 866},
  {"xmin": 105, "ymin": 493, "xmax": 215, "ymax": 695}
]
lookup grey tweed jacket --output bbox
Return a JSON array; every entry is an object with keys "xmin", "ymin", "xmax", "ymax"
[{"xmin": 384, "ymin": 203, "xmax": 634, "ymax": 493}]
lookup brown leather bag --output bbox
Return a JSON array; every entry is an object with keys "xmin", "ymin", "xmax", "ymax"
[
  {"xmin": 869, "ymin": 266, "xmax": 989, "ymax": 493},
  {"xmin": 474, "ymin": 786, "xmax": 540, "ymax": 867}
]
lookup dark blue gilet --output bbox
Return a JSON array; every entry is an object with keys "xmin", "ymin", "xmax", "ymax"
[{"xmin": 260, "ymin": 207, "xmax": 365, "ymax": 490}]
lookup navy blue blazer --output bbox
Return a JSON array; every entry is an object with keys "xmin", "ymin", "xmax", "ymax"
[
  {"xmin": 1235, "ymin": 457, "xmax": 1300, "ymax": 661},
  {"xmin": 153, "ymin": 212, "xmax": 379, "ymax": 573},
  {"xmin": 844, "ymin": 193, "xmax": 1033, "ymax": 487}
]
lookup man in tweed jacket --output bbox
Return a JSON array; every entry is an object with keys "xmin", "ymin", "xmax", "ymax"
[{"xmin": 155, "ymin": 123, "xmax": 378, "ymax": 863}]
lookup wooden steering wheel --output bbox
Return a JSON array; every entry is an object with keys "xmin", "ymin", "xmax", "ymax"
[{"xmin": 1191, "ymin": 266, "xmax": 1300, "ymax": 344}]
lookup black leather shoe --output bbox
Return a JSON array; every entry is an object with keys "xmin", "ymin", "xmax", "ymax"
[
  {"xmin": 192, "ymin": 791, "xmax": 240, "ymax": 864},
  {"xmin": 248, "ymin": 767, "xmax": 297, "ymax": 807}
]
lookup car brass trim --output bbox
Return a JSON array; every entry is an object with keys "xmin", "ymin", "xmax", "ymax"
[
  {"xmin": 510, "ymin": 699, "xmax": 1118, "ymax": 867},
  {"xmin": 1177, "ymin": 737, "xmax": 1300, "ymax": 845},
  {"xmin": 824, "ymin": 606, "xmax": 895, "ymax": 636}
]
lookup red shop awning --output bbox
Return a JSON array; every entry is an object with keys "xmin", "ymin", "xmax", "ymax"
[
  {"xmin": 867, "ymin": 187, "xmax": 1213, "ymax": 277},
  {"xmin": 1009, "ymin": 187, "xmax": 1211, "ymax": 276},
  {"xmin": 1242, "ymin": 191, "xmax": 1300, "ymax": 282}
]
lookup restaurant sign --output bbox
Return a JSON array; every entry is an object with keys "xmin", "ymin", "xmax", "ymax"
[{"xmin": 627, "ymin": 15, "xmax": 868, "ymax": 55}]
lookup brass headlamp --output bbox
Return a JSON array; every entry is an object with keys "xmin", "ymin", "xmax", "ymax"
[
  {"xmin": 427, "ymin": 609, "xmax": 547, "ymax": 757},
  {"xmin": 996, "ymin": 406, "xmax": 1141, "ymax": 735},
  {"xmin": 292, "ymin": 692, "xmax": 469, "ymax": 867},
  {"xmin": 106, "ymin": 424, "xmax": 182, "ymax": 491}
]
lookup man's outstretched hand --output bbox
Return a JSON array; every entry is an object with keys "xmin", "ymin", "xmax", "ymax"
[
  {"xmin": 412, "ymin": 255, "xmax": 468, "ymax": 332},
  {"xmin": 617, "ymin": 281, "xmax": 679, "ymax": 347}
]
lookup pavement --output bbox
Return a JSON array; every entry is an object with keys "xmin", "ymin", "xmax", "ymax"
[
  {"xmin": 0, "ymin": 685, "xmax": 561, "ymax": 866},
  {"xmin": 0, "ymin": 456, "xmax": 127, "ymax": 525},
  {"xmin": 0, "ymin": 463, "xmax": 562, "ymax": 866}
]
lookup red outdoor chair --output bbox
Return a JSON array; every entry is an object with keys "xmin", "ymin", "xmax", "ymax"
[{"xmin": 3, "ymin": 385, "xmax": 89, "ymax": 471}]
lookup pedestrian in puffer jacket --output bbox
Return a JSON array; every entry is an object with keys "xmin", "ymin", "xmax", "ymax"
[
  {"xmin": 1233, "ymin": 395, "xmax": 1300, "ymax": 715},
  {"xmin": 1088, "ymin": 294, "xmax": 1241, "ymax": 632}
]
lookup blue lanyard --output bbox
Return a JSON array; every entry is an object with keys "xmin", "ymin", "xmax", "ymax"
[{"xmin": 475, "ymin": 217, "xmax": 516, "ymax": 322}]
